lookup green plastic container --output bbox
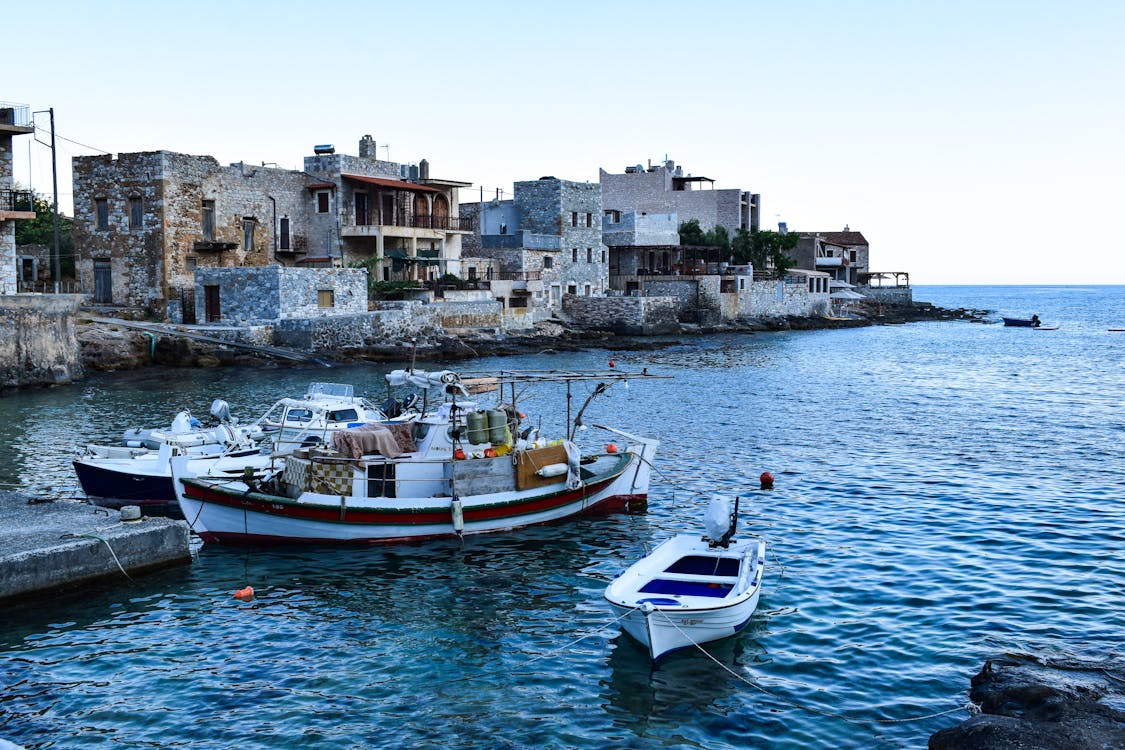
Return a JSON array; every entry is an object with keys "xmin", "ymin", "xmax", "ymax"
[
  {"xmin": 487, "ymin": 409, "xmax": 508, "ymax": 444},
  {"xmin": 466, "ymin": 411, "xmax": 488, "ymax": 444}
]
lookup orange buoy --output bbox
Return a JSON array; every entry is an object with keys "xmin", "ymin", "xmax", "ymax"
[
  {"xmin": 233, "ymin": 586, "xmax": 255, "ymax": 601},
  {"xmin": 606, "ymin": 443, "xmax": 619, "ymax": 454},
  {"xmin": 483, "ymin": 448, "xmax": 497, "ymax": 458},
  {"xmin": 759, "ymin": 471, "xmax": 774, "ymax": 490},
  {"xmin": 609, "ymin": 360, "xmax": 615, "ymax": 368},
  {"xmin": 453, "ymin": 448, "xmax": 466, "ymax": 460}
]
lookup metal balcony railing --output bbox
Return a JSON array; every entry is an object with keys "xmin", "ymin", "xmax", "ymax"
[
  {"xmin": 350, "ymin": 210, "xmax": 472, "ymax": 232},
  {"xmin": 495, "ymin": 271, "xmax": 541, "ymax": 281},
  {"xmin": 0, "ymin": 102, "xmax": 32, "ymax": 128},
  {"xmin": 0, "ymin": 189, "xmax": 34, "ymax": 212}
]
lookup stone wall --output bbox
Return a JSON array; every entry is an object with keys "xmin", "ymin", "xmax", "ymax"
[
  {"xmin": 857, "ymin": 286, "xmax": 912, "ymax": 304},
  {"xmin": 193, "ymin": 266, "xmax": 367, "ymax": 325},
  {"xmin": 563, "ymin": 294, "xmax": 679, "ymax": 335},
  {"xmin": 431, "ymin": 300, "xmax": 503, "ymax": 334},
  {"xmin": 0, "ymin": 294, "xmax": 83, "ymax": 389},
  {"xmin": 599, "ymin": 164, "xmax": 748, "ymax": 238},
  {"xmin": 741, "ymin": 279, "xmax": 830, "ymax": 318},
  {"xmin": 72, "ymin": 151, "xmax": 312, "ymax": 313}
]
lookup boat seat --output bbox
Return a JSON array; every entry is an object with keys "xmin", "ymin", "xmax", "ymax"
[{"xmin": 639, "ymin": 578, "xmax": 734, "ymax": 598}]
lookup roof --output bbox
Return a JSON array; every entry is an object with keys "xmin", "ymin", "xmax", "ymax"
[
  {"xmin": 342, "ymin": 174, "xmax": 440, "ymax": 193},
  {"xmin": 799, "ymin": 231, "xmax": 868, "ymax": 246},
  {"xmin": 306, "ymin": 182, "xmax": 336, "ymax": 190}
]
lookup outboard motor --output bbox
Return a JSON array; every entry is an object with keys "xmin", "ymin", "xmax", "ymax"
[{"xmin": 210, "ymin": 399, "xmax": 232, "ymax": 424}]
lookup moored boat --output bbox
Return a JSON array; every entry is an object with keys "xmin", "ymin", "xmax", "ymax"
[
  {"xmin": 170, "ymin": 369, "xmax": 661, "ymax": 544},
  {"xmin": 604, "ymin": 497, "xmax": 766, "ymax": 660},
  {"xmin": 74, "ymin": 382, "xmax": 388, "ymax": 515},
  {"xmin": 1002, "ymin": 315, "xmax": 1041, "ymax": 327}
]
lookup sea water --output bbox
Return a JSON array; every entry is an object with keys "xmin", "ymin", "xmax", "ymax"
[{"xmin": 0, "ymin": 285, "xmax": 1122, "ymax": 748}]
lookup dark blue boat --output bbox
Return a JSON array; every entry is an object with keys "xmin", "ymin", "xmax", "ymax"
[{"xmin": 1003, "ymin": 315, "xmax": 1040, "ymax": 327}]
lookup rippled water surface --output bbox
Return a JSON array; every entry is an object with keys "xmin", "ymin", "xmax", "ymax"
[{"xmin": 1, "ymin": 285, "xmax": 1122, "ymax": 748}]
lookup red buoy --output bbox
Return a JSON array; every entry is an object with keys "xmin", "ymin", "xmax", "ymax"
[
  {"xmin": 233, "ymin": 586, "xmax": 255, "ymax": 601},
  {"xmin": 606, "ymin": 443, "xmax": 618, "ymax": 454},
  {"xmin": 609, "ymin": 360, "xmax": 615, "ymax": 368},
  {"xmin": 759, "ymin": 471, "xmax": 774, "ymax": 490}
]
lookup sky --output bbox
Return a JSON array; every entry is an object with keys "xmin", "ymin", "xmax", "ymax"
[{"xmin": 6, "ymin": 0, "xmax": 1124, "ymax": 284}]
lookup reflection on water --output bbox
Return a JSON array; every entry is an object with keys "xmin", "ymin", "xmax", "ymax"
[{"xmin": 1, "ymin": 286, "xmax": 1123, "ymax": 748}]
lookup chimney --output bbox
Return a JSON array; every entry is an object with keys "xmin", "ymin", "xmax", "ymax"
[{"xmin": 359, "ymin": 135, "xmax": 377, "ymax": 159}]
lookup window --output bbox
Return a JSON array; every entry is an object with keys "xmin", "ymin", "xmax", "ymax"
[
  {"xmin": 318, "ymin": 289, "xmax": 335, "ymax": 308},
  {"xmin": 585, "ymin": 213, "xmax": 592, "ymax": 227},
  {"xmin": 604, "ymin": 210, "xmax": 620, "ymax": 223},
  {"xmin": 279, "ymin": 217, "xmax": 291, "ymax": 250},
  {"xmin": 600, "ymin": 249, "xmax": 606, "ymax": 263},
  {"xmin": 128, "ymin": 197, "xmax": 143, "ymax": 229},
  {"xmin": 543, "ymin": 256, "xmax": 554, "ymax": 269},
  {"xmin": 567, "ymin": 284, "xmax": 577, "ymax": 295},
  {"xmin": 95, "ymin": 198, "xmax": 109, "ymax": 230},
  {"xmin": 467, "ymin": 266, "xmax": 477, "ymax": 279},
  {"xmin": 849, "ymin": 250, "xmax": 857, "ymax": 263},
  {"xmin": 316, "ymin": 191, "xmax": 330, "ymax": 214},
  {"xmin": 185, "ymin": 256, "xmax": 198, "ymax": 272},
  {"xmin": 586, "ymin": 247, "xmax": 592, "ymax": 263},
  {"xmin": 242, "ymin": 217, "xmax": 256, "ymax": 251},
  {"xmin": 570, "ymin": 212, "xmax": 578, "ymax": 227},
  {"xmin": 201, "ymin": 200, "xmax": 215, "ymax": 241},
  {"xmin": 571, "ymin": 248, "xmax": 578, "ymax": 263},
  {"xmin": 584, "ymin": 283, "xmax": 591, "ymax": 296}
]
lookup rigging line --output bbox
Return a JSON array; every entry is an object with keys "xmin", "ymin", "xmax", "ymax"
[
  {"xmin": 652, "ymin": 609, "xmax": 974, "ymax": 726},
  {"xmin": 436, "ymin": 608, "xmax": 637, "ymax": 686}
]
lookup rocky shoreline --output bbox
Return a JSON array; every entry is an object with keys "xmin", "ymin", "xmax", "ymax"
[
  {"xmin": 77, "ymin": 299, "xmax": 991, "ymax": 372},
  {"xmin": 930, "ymin": 655, "xmax": 1125, "ymax": 749}
]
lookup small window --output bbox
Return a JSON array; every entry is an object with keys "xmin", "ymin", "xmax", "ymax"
[
  {"xmin": 467, "ymin": 266, "xmax": 477, "ymax": 279},
  {"xmin": 585, "ymin": 213, "xmax": 592, "ymax": 227},
  {"xmin": 584, "ymin": 283, "xmax": 592, "ymax": 296},
  {"xmin": 567, "ymin": 284, "xmax": 577, "ymax": 295},
  {"xmin": 604, "ymin": 210, "xmax": 620, "ymax": 223},
  {"xmin": 202, "ymin": 200, "xmax": 215, "ymax": 241},
  {"xmin": 328, "ymin": 408, "xmax": 358, "ymax": 422},
  {"xmin": 571, "ymin": 248, "xmax": 578, "ymax": 263},
  {"xmin": 586, "ymin": 247, "xmax": 592, "ymax": 263},
  {"xmin": 128, "ymin": 197, "xmax": 143, "ymax": 229},
  {"xmin": 318, "ymin": 289, "xmax": 335, "ymax": 308},
  {"xmin": 279, "ymin": 217, "xmax": 291, "ymax": 250},
  {"xmin": 570, "ymin": 212, "xmax": 578, "ymax": 227},
  {"xmin": 543, "ymin": 256, "xmax": 554, "ymax": 269},
  {"xmin": 242, "ymin": 217, "xmax": 256, "ymax": 251},
  {"xmin": 850, "ymin": 250, "xmax": 858, "ymax": 263},
  {"xmin": 601, "ymin": 249, "xmax": 606, "ymax": 263},
  {"xmin": 185, "ymin": 256, "xmax": 198, "ymax": 272},
  {"xmin": 316, "ymin": 191, "xmax": 330, "ymax": 214},
  {"xmin": 95, "ymin": 198, "xmax": 109, "ymax": 230}
]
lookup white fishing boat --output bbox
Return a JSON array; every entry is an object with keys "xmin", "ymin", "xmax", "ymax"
[
  {"xmin": 74, "ymin": 382, "xmax": 388, "ymax": 514},
  {"xmin": 604, "ymin": 497, "xmax": 766, "ymax": 660},
  {"xmin": 170, "ymin": 369, "xmax": 661, "ymax": 544}
]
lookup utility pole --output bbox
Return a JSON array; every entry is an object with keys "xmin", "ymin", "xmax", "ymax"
[{"xmin": 34, "ymin": 108, "xmax": 62, "ymax": 292}]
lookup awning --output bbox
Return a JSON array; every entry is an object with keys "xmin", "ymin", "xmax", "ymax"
[
  {"xmin": 342, "ymin": 174, "xmax": 440, "ymax": 193},
  {"xmin": 829, "ymin": 280, "xmax": 854, "ymax": 289},
  {"xmin": 830, "ymin": 290, "xmax": 865, "ymax": 300}
]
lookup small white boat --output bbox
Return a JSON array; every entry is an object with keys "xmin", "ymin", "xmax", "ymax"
[{"xmin": 605, "ymin": 497, "xmax": 766, "ymax": 660}]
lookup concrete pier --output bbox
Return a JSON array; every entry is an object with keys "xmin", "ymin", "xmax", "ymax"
[{"xmin": 0, "ymin": 491, "xmax": 191, "ymax": 602}]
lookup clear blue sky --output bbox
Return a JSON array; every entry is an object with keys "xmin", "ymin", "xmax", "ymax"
[{"xmin": 7, "ymin": 0, "xmax": 1123, "ymax": 284}]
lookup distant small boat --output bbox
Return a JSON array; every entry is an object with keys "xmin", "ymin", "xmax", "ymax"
[
  {"xmin": 1003, "ymin": 316, "xmax": 1041, "ymax": 327},
  {"xmin": 604, "ymin": 497, "xmax": 765, "ymax": 660}
]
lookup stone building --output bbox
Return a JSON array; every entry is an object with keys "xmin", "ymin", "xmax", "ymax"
[
  {"xmin": 462, "ymin": 176, "xmax": 607, "ymax": 314},
  {"xmin": 1, "ymin": 102, "xmax": 35, "ymax": 295},
  {"xmin": 302, "ymin": 136, "xmax": 472, "ymax": 283},
  {"xmin": 190, "ymin": 266, "xmax": 367, "ymax": 325},
  {"xmin": 599, "ymin": 159, "xmax": 759, "ymax": 239},
  {"xmin": 71, "ymin": 135, "xmax": 471, "ymax": 320},
  {"xmin": 72, "ymin": 151, "xmax": 310, "ymax": 316},
  {"xmin": 793, "ymin": 230, "xmax": 870, "ymax": 285}
]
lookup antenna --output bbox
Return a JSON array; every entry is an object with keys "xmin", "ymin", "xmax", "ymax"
[{"xmin": 380, "ymin": 144, "xmax": 390, "ymax": 160}]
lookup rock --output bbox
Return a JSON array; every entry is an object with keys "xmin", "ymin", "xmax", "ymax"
[
  {"xmin": 77, "ymin": 325, "xmax": 152, "ymax": 371},
  {"xmin": 930, "ymin": 656, "xmax": 1125, "ymax": 749}
]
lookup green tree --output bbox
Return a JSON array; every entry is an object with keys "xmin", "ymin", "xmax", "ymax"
[
  {"xmin": 731, "ymin": 229, "xmax": 797, "ymax": 278},
  {"xmin": 14, "ymin": 190, "xmax": 75, "ymax": 279},
  {"xmin": 678, "ymin": 218, "xmax": 705, "ymax": 246},
  {"xmin": 703, "ymin": 225, "xmax": 730, "ymax": 252}
]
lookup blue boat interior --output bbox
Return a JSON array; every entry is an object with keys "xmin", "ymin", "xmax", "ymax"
[
  {"xmin": 639, "ymin": 579, "xmax": 733, "ymax": 597},
  {"xmin": 664, "ymin": 555, "xmax": 740, "ymax": 577}
]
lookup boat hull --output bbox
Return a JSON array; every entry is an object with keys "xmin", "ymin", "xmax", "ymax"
[
  {"xmin": 1002, "ymin": 317, "xmax": 1039, "ymax": 327},
  {"xmin": 605, "ymin": 534, "xmax": 766, "ymax": 660},
  {"xmin": 174, "ymin": 441, "xmax": 657, "ymax": 545}
]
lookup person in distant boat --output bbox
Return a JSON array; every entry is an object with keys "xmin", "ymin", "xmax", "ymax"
[{"xmin": 1031, "ymin": 314, "xmax": 1041, "ymax": 327}]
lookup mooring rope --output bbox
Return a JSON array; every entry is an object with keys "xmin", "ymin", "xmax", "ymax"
[
  {"xmin": 437, "ymin": 608, "xmax": 637, "ymax": 686},
  {"xmin": 650, "ymin": 609, "xmax": 976, "ymax": 725},
  {"xmin": 59, "ymin": 530, "xmax": 134, "ymax": 581}
]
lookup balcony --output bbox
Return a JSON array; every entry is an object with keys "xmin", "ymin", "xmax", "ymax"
[
  {"xmin": 0, "ymin": 102, "xmax": 34, "ymax": 134},
  {"xmin": 0, "ymin": 189, "xmax": 35, "ymax": 220},
  {"xmin": 481, "ymin": 231, "xmax": 560, "ymax": 251},
  {"xmin": 344, "ymin": 209, "xmax": 472, "ymax": 235}
]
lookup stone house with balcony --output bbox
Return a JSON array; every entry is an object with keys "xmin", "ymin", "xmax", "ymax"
[
  {"xmin": 71, "ymin": 135, "xmax": 471, "ymax": 321},
  {"xmin": 304, "ymin": 135, "xmax": 472, "ymax": 283},
  {"xmin": 793, "ymin": 230, "xmax": 870, "ymax": 285},
  {"xmin": 1, "ymin": 102, "xmax": 35, "ymax": 295}
]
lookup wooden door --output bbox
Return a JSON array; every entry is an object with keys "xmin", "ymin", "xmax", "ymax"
[
  {"xmin": 181, "ymin": 288, "xmax": 197, "ymax": 324},
  {"xmin": 204, "ymin": 285, "xmax": 221, "ymax": 323},
  {"xmin": 93, "ymin": 260, "xmax": 112, "ymax": 303}
]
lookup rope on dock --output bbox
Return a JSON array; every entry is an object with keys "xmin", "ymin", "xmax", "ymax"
[{"xmin": 59, "ymin": 530, "xmax": 133, "ymax": 581}]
